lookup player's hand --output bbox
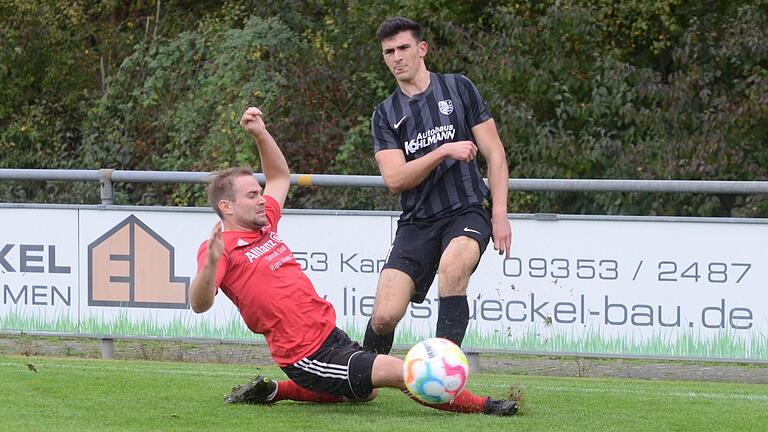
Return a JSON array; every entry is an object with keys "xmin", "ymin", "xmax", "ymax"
[
  {"xmin": 207, "ymin": 221, "xmax": 225, "ymax": 265},
  {"xmin": 240, "ymin": 107, "xmax": 267, "ymax": 138},
  {"xmin": 492, "ymin": 216, "xmax": 512, "ymax": 257},
  {"xmin": 441, "ymin": 141, "xmax": 478, "ymax": 162}
]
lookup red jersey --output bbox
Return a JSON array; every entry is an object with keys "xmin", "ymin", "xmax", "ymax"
[{"xmin": 196, "ymin": 195, "xmax": 336, "ymax": 366}]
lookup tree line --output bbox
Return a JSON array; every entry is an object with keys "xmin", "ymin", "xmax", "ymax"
[{"xmin": 1, "ymin": 0, "xmax": 766, "ymax": 216}]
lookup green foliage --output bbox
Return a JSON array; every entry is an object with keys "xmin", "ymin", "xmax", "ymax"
[
  {"xmin": 0, "ymin": 1, "xmax": 96, "ymax": 170},
  {"xmin": 458, "ymin": 2, "xmax": 768, "ymax": 216},
  {"xmin": 81, "ymin": 16, "xmax": 301, "ymax": 204},
  {"xmin": 1, "ymin": 0, "xmax": 766, "ymax": 215},
  {"xmin": 0, "ymin": 0, "xmax": 221, "ymax": 203}
]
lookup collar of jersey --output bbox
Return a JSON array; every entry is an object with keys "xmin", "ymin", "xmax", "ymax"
[
  {"xmin": 400, "ymin": 71, "xmax": 435, "ymax": 101},
  {"xmin": 223, "ymin": 227, "xmax": 270, "ymax": 249}
]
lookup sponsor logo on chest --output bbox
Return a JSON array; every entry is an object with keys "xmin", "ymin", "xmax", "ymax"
[
  {"xmin": 243, "ymin": 232, "xmax": 285, "ymax": 263},
  {"xmin": 403, "ymin": 124, "xmax": 456, "ymax": 155}
]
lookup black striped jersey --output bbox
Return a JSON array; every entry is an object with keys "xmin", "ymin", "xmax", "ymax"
[{"xmin": 371, "ymin": 72, "xmax": 492, "ymax": 221}]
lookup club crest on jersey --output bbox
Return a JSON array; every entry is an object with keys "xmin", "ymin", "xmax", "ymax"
[{"xmin": 438, "ymin": 99, "xmax": 454, "ymax": 115}]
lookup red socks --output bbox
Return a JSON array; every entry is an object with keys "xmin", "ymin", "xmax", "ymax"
[
  {"xmin": 271, "ymin": 380, "xmax": 345, "ymax": 403},
  {"xmin": 267, "ymin": 379, "xmax": 487, "ymax": 412},
  {"xmin": 405, "ymin": 389, "xmax": 488, "ymax": 413}
]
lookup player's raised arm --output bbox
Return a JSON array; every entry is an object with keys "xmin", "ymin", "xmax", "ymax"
[{"xmin": 239, "ymin": 107, "xmax": 290, "ymax": 209}]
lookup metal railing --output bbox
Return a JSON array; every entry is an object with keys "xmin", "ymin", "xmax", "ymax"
[
  {"xmin": 3, "ymin": 168, "xmax": 768, "ymax": 363},
  {"xmin": 2, "ymin": 168, "xmax": 767, "ymax": 205}
]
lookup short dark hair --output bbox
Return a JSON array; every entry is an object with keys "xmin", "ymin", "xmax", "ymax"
[
  {"xmin": 206, "ymin": 166, "xmax": 254, "ymax": 218},
  {"xmin": 376, "ymin": 17, "xmax": 422, "ymax": 42}
]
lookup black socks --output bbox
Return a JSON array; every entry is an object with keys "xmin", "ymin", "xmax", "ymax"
[
  {"xmin": 363, "ymin": 318, "xmax": 395, "ymax": 354},
  {"xmin": 436, "ymin": 295, "xmax": 469, "ymax": 347},
  {"xmin": 363, "ymin": 295, "xmax": 469, "ymax": 352}
]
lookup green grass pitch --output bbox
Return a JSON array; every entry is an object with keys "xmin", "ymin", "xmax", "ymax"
[{"xmin": 3, "ymin": 355, "xmax": 768, "ymax": 431}]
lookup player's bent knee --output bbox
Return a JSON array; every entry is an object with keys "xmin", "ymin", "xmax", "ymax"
[
  {"xmin": 370, "ymin": 314, "xmax": 401, "ymax": 334},
  {"xmin": 439, "ymin": 264, "xmax": 472, "ymax": 284},
  {"xmin": 438, "ymin": 266, "xmax": 472, "ymax": 295}
]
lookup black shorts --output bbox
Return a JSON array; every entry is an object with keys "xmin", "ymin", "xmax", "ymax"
[
  {"xmin": 281, "ymin": 327, "xmax": 377, "ymax": 400},
  {"xmin": 383, "ymin": 204, "xmax": 492, "ymax": 303}
]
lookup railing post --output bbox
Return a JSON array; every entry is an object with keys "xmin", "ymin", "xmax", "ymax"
[
  {"xmin": 101, "ymin": 337, "xmax": 114, "ymax": 359},
  {"xmin": 466, "ymin": 351, "xmax": 480, "ymax": 373},
  {"xmin": 99, "ymin": 169, "xmax": 114, "ymax": 205}
]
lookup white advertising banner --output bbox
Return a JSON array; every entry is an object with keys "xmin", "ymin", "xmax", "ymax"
[
  {"xmin": 1, "ymin": 206, "xmax": 766, "ymax": 361},
  {"xmin": 0, "ymin": 208, "xmax": 79, "ymax": 331}
]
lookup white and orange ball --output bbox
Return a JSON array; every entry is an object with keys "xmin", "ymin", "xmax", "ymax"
[{"xmin": 402, "ymin": 338, "xmax": 469, "ymax": 404}]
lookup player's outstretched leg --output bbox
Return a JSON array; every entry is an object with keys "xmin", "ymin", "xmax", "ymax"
[
  {"xmin": 373, "ymin": 354, "xmax": 519, "ymax": 416},
  {"xmin": 403, "ymin": 388, "xmax": 519, "ymax": 416},
  {"xmin": 224, "ymin": 375, "xmax": 346, "ymax": 404},
  {"xmin": 482, "ymin": 397, "xmax": 520, "ymax": 416},
  {"xmin": 224, "ymin": 375, "xmax": 277, "ymax": 404}
]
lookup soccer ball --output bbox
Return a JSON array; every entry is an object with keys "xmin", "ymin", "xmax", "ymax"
[{"xmin": 402, "ymin": 337, "xmax": 469, "ymax": 404}]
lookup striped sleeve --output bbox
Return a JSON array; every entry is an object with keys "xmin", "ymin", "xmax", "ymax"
[
  {"xmin": 371, "ymin": 105, "xmax": 400, "ymax": 153},
  {"xmin": 456, "ymin": 74, "xmax": 492, "ymax": 127}
]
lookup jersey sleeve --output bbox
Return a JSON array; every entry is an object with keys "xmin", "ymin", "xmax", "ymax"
[
  {"xmin": 371, "ymin": 105, "xmax": 400, "ymax": 153},
  {"xmin": 263, "ymin": 194, "xmax": 282, "ymax": 228},
  {"xmin": 196, "ymin": 240, "xmax": 226, "ymax": 290},
  {"xmin": 457, "ymin": 74, "xmax": 492, "ymax": 128}
]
